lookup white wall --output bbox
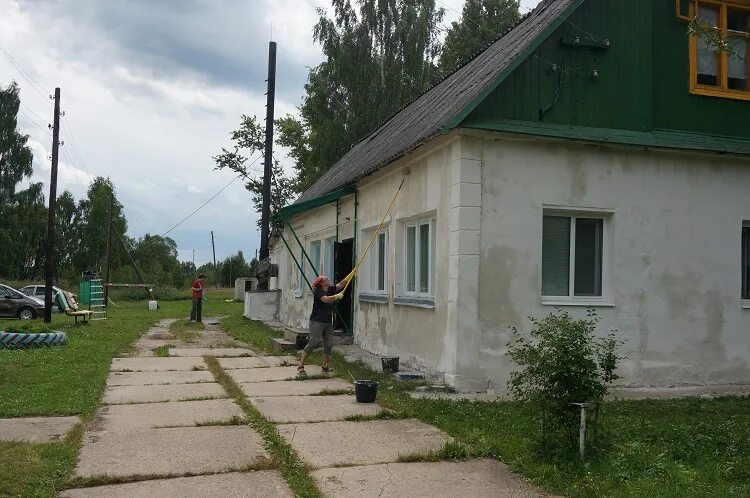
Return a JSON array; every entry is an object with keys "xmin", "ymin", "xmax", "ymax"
[{"xmin": 475, "ymin": 133, "xmax": 750, "ymax": 389}]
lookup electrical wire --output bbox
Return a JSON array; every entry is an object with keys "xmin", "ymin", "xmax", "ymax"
[{"xmin": 0, "ymin": 42, "xmax": 51, "ymax": 101}]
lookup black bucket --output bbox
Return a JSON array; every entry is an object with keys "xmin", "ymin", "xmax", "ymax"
[
  {"xmin": 381, "ymin": 356, "xmax": 400, "ymax": 373},
  {"xmin": 354, "ymin": 380, "xmax": 378, "ymax": 403}
]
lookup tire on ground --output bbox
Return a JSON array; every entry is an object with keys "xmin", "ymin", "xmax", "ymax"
[{"xmin": 0, "ymin": 332, "xmax": 67, "ymax": 349}]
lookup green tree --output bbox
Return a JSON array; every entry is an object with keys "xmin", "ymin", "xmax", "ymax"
[
  {"xmin": 0, "ymin": 81, "xmax": 45, "ymax": 280},
  {"xmin": 285, "ymin": 0, "xmax": 445, "ymax": 191},
  {"xmin": 438, "ymin": 0, "xmax": 520, "ymax": 75},
  {"xmin": 131, "ymin": 234, "xmax": 183, "ymax": 287},
  {"xmin": 73, "ymin": 177, "xmax": 128, "ymax": 274},
  {"xmin": 55, "ymin": 190, "xmax": 79, "ymax": 280}
]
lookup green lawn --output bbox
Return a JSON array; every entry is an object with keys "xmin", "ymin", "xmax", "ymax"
[
  {"xmin": 0, "ymin": 291, "xmax": 237, "ymax": 497},
  {"xmin": 169, "ymin": 318, "xmax": 204, "ymax": 342}
]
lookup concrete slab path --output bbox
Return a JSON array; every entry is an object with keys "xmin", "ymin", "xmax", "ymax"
[
  {"xmin": 169, "ymin": 347, "xmax": 256, "ymax": 357},
  {"xmin": 106, "ymin": 369, "xmax": 214, "ymax": 386},
  {"xmin": 60, "ymin": 471, "xmax": 294, "ymax": 498},
  {"xmin": 240, "ymin": 378, "xmax": 353, "ymax": 397},
  {"xmin": 218, "ymin": 356, "xmax": 297, "ymax": 369},
  {"xmin": 75, "ymin": 426, "xmax": 268, "ymax": 478},
  {"xmin": 312, "ymin": 460, "xmax": 550, "ymax": 497},
  {"xmin": 250, "ymin": 394, "xmax": 382, "ymax": 423},
  {"xmin": 92, "ymin": 399, "xmax": 244, "ymax": 432},
  {"xmin": 102, "ymin": 383, "xmax": 227, "ymax": 404},
  {"xmin": 278, "ymin": 419, "xmax": 451, "ymax": 468},
  {"xmin": 111, "ymin": 356, "xmax": 207, "ymax": 372},
  {"xmin": 0, "ymin": 416, "xmax": 79, "ymax": 443},
  {"xmin": 228, "ymin": 365, "xmax": 324, "ymax": 383}
]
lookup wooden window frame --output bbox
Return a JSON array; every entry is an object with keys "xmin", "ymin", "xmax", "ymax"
[{"xmin": 689, "ymin": 0, "xmax": 750, "ymax": 101}]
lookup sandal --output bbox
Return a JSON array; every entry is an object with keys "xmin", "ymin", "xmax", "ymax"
[
  {"xmin": 297, "ymin": 366, "xmax": 307, "ymax": 377},
  {"xmin": 322, "ymin": 366, "xmax": 333, "ymax": 373}
]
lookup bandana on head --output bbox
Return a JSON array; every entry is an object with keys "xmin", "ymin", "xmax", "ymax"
[{"xmin": 311, "ymin": 275, "xmax": 328, "ymax": 288}]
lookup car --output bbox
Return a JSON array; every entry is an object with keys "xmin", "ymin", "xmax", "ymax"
[
  {"xmin": 19, "ymin": 284, "xmax": 66, "ymax": 312},
  {"xmin": 0, "ymin": 283, "xmax": 46, "ymax": 320}
]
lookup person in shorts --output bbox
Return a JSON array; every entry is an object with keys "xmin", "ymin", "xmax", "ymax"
[
  {"xmin": 297, "ymin": 275, "xmax": 348, "ymax": 376},
  {"xmin": 190, "ymin": 274, "xmax": 206, "ymax": 322}
]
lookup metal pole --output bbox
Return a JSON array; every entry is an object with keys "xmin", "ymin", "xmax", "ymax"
[
  {"xmin": 259, "ymin": 41, "xmax": 276, "ymax": 266},
  {"xmin": 211, "ymin": 231, "xmax": 217, "ymax": 289},
  {"xmin": 104, "ymin": 193, "xmax": 113, "ymax": 307},
  {"xmin": 284, "ymin": 217, "xmax": 318, "ymax": 276},
  {"xmin": 573, "ymin": 402, "xmax": 588, "ymax": 460},
  {"xmin": 44, "ymin": 87, "xmax": 61, "ymax": 323}
]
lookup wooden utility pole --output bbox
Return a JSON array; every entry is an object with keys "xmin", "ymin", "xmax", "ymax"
[
  {"xmin": 211, "ymin": 231, "xmax": 217, "ymax": 289},
  {"xmin": 259, "ymin": 41, "xmax": 276, "ymax": 283},
  {"xmin": 43, "ymin": 88, "xmax": 61, "ymax": 323},
  {"xmin": 103, "ymin": 193, "xmax": 113, "ymax": 307}
]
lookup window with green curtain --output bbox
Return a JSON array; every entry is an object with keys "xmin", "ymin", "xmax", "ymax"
[
  {"xmin": 542, "ymin": 216, "xmax": 570, "ymax": 296},
  {"xmin": 406, "ymin": 226, "xmax": 416, "ymax": 292}
]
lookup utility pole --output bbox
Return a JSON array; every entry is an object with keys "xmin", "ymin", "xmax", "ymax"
[
  {"xmin": 192, "ymin": 249, "xmax": 195, "ymax": 275},
  {"xmin": 43, "ymin": 88, "xmax": 61, "ymax": 323},
  {"xmin": 211, "ymin": 231, "xmax": 217, "ymax": 289},
  {"xmin": 103, "ymin": 193, "xmax": 113, "ymax": 307},
  {"xmin": 259, "ymin": 41, "xmax": 276, "ymax": 289}
]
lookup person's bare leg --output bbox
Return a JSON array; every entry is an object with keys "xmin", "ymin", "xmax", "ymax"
[
  {"xmin": 299, "ymin": 351, "xmax": 309, "ymax": 368},
  {"xmin": 322, "ymin": 353, "xmax": 330, "ymax": 369}
]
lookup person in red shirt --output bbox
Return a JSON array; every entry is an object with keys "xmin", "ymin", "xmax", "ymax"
[{"xmin": 190, "ymin": 274, "xmax": 206, "ymax": 322}]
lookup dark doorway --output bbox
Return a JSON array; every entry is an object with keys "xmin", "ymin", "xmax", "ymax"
[{"xmin": 334, "ymin": 238, "xmax": 353, "ymax": 333}]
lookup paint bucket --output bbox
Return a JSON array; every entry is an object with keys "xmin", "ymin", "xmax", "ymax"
[
  {"xmin": 381, "ymin": 356, "xmax": 400, "ymax": 373},
  {"xmin": 148, "ymin": 300, "xmax": 158, "ymax": 311},
  {"xmin": 354, "ymin": 380, "xmax": 378, "ymax": 403}
]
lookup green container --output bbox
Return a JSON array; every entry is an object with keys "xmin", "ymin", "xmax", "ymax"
[{"xmin": 79, "ymin": 281, "xmax": 91, "ymax": 306}]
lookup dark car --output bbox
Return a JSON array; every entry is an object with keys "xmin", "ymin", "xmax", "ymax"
[
  {"xmin": 0, "ymin": 283, "xmax": 46, "ymax": 320},
  {"xmin": 19, "ymin": 284, "xmax": 66, "ymax": 312}
]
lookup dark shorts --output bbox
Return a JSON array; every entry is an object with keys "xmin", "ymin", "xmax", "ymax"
[{"xmin": 304, "ymin": 320, "xmax": 333, "ymax": 354}]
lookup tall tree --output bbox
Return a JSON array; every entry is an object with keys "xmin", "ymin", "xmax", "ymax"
[
  {"xmin": 0, "ymin": 81, "xmax": 45, "ymax": 280},
  {"xmin": 438, "ymin": 0, "xmax": 520, "ymax": 75},
  {"xmin": 55, "ymin": 190, "xmax": 79, "ymax": 280},
  {"xmin": 74, "ymin": 177, "xmax": 128, "ymax": 274},
  {"xmin": 288, "ymin": 0, "xmax": 445, "ymax": 190}
]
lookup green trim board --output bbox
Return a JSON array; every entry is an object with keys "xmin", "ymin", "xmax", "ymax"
[
  {"xmin": 465, "ymin": 119, "xmax": 750, "ymax": 156},
  {"xmin": 276, "ymin": 185, "xmax": 356, "ymax": 220},
  {"xmin": 442, "ymin": 0, "xmax": 586, "ymax": 132}
]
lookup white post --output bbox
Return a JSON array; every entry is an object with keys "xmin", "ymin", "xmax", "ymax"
[{"xmin": 572, "ymin": 402, "xmax": 588, "ymax": 460}]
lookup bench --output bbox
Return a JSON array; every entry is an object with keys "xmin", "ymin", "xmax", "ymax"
[{"xmin": 62, "ymin": 291, "xmax": 93, "ymax": 324}]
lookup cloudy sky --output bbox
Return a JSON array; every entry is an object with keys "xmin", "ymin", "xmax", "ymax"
[{"xmin": 1, "ymin": 0, "xmax": 540, "ymax": 266}]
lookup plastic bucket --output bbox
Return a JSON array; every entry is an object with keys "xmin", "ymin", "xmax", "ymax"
[
  {"xmin": 148, "ymin": 300, "xmax": 158, "ymax": 311},
  {"xmin": 381, "ymin": 356, "xmax": 400, "ymax": 373},
  {"xmin": 354, "ymin": 380, "xmax": 378, "ymax": 403}
]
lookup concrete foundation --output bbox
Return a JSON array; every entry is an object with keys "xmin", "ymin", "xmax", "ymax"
[{"xmin": 244, "ymin": 290, "xmax": 280, "ymax": 321}]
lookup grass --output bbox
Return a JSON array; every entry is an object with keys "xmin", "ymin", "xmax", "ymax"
[
  {"xmin": 221, "ymin": 318, "xmax": 750, "ymax": 498},
  {"xmin": 152, "ymin": 345, "xmax": 171, "ymax": 357},
  {"xmin": 205, "ymin": 356, "xmax": 322, "ymax": 498},
  {"xmin": 0, "ymin": 291, "xmax": 237, "ymax": 497},
  {"xmin": 219, "ymin": 315, "xmax": 285, "ymax": 354},
  {"xmin": 169, "ymin": 319, "xmax": 204, "ymax": 343}
]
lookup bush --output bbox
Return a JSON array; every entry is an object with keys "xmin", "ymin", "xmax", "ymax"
[{"xmin": 507, "ymin": 309, "xmax": 623, "ymax": 454}]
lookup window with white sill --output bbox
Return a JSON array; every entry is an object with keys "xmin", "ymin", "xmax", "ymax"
[
  {"xmin": 363, "ymin": 230, "xmax": 388, "ymax": 294},
  {"xmin": 403, "ymin": 219, "xmax": 435, "ymax": 298},
  {"xmin": 542, "ymin": 213, "xmax": 610, "ymax": 304}
]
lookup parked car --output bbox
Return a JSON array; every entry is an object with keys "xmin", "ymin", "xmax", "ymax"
[
  {"xmin": 19, "ymin": 284, "xmax": 66, "ymax": 312},
  {"xmin": 0, "ymin": 283, "xmax": 46, "ymax": 320}
]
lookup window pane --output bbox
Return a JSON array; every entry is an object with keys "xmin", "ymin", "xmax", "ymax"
[
  {"xmin": 419, "ymin": 224, "xmax": 430, "ymax": 293},
  {"xmin": 406, "ymin": 227, "xmax": 416, "ymax": 292},
  {"xmin": 574, "ymin": 218, "xmax": 603, "ymax": 297},
  {"xmin": 727, "ymin": 10, "xmax": 749, "ymax": 91},
  {"xmin": 697, "ymin": 5, "xmax": 720, "ymax": 86},
  {"xmin": 378, "ymin": 233, "xmax": 386, "ymax": 291},
  {"xmin": 326, "ymin": 240, "xmax": 335, "ymax": 278},
  {"xmin": 743, "ymin": 227, "xmax": 750, "ymax": 299},
  {"xmin": 542, "ymin": 216, "xmax": 570, "ymax": 296},
  {"xmin": 311, "ymin": 242, "xmax": 321, "ymax": 276}
]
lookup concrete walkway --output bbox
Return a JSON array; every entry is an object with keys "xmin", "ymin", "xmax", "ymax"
[
  {"xmin": 61, "ymin": 318, "xmax": 293, "ymax": 497},
  {"xmin": 62, "ymin": 317, "xmax": 549, "ymax": 497}
]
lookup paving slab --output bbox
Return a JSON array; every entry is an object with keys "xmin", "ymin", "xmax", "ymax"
[
  {"xmin": 103, "ymin": 383, "xmax": 227, "ymax": 404},
  {"xmin": 75, "ymin": 426, "xmax": 268, "ymax": 478},
  {"xmin": 60, "ymin": 471, "xmax": 294, "ymax": 498},
  {"xmin": 278, "ymin": 419, "xmax": 450, "ymax": 468},
  {"xmin": 312, "ymin": 459, "xmax": 551, "ymax": 497},
  {"xmin": 169, "ymin": 347, "xmax": 256, "ymax": 357},
  {"xmin": 240, "ymin": 379, "xmax": 353, "ymax": 397},
  {"xmin": 219, "ymin": 356, "xmax": 297, "ymax": 369},
  {"xmin": 111, "ymin": 357, "xmax": 206, "ymax": 371},
  {"xmin": 228, "ymin": 365, "xmax": 323, "ymax": 383},
  {"xmin": 250, "ymin": 395, "xmax": 381, "ymax": 423},
  {"xmin": 92, "ymin": 399, "xmax": 243, "ymax": 431},
  {"xmin": 0, "ymin": 416, "xmax": 80, "ymax": 443},
  {"xmin": 107, "ymin": 370, "xmax": 214, "ymax": 386}
]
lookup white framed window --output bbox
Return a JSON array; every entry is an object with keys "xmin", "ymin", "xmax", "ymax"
[
  {"xmin": 404, "ymin": 219, "xmax": 435, "ymax": 297},
  {"xmin": 742, "ymin": 223, "xmax": 750, "ymax": 308},
  {"xmin": 364, "ymin": 230, "xmax": 388, "ymax": 293},
  {"xmin": 297, "ymin": 249, "xmax": 306, "ymax": 294},
  {"xmin": 310, "ymin": 240, "xmax": 321, "ymax": 277},
  {"xmin": 542, "ymin": 210, "xmax": 612, "ymax": 305}
]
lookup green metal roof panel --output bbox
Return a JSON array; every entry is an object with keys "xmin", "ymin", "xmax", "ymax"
[{"xmin": 275, "ymin": 185, "xmax": 356, "ymax": 220}]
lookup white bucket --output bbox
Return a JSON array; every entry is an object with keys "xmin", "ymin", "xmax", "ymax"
[{"xmin": 148, "ymin": 300, "xmax": 158, "ymax": 311}]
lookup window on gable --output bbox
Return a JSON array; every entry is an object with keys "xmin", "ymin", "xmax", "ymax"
[
  {"xmin": 542, "ymin": 214, "xmax": 607, "ymax": 302},
  {"xmin": 404, "ymin": 219, "xmax": 434, "ymax": 297},
  {"xmin": 690, "ymin": 1, "xmax": 750, "ymax": 100}
]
